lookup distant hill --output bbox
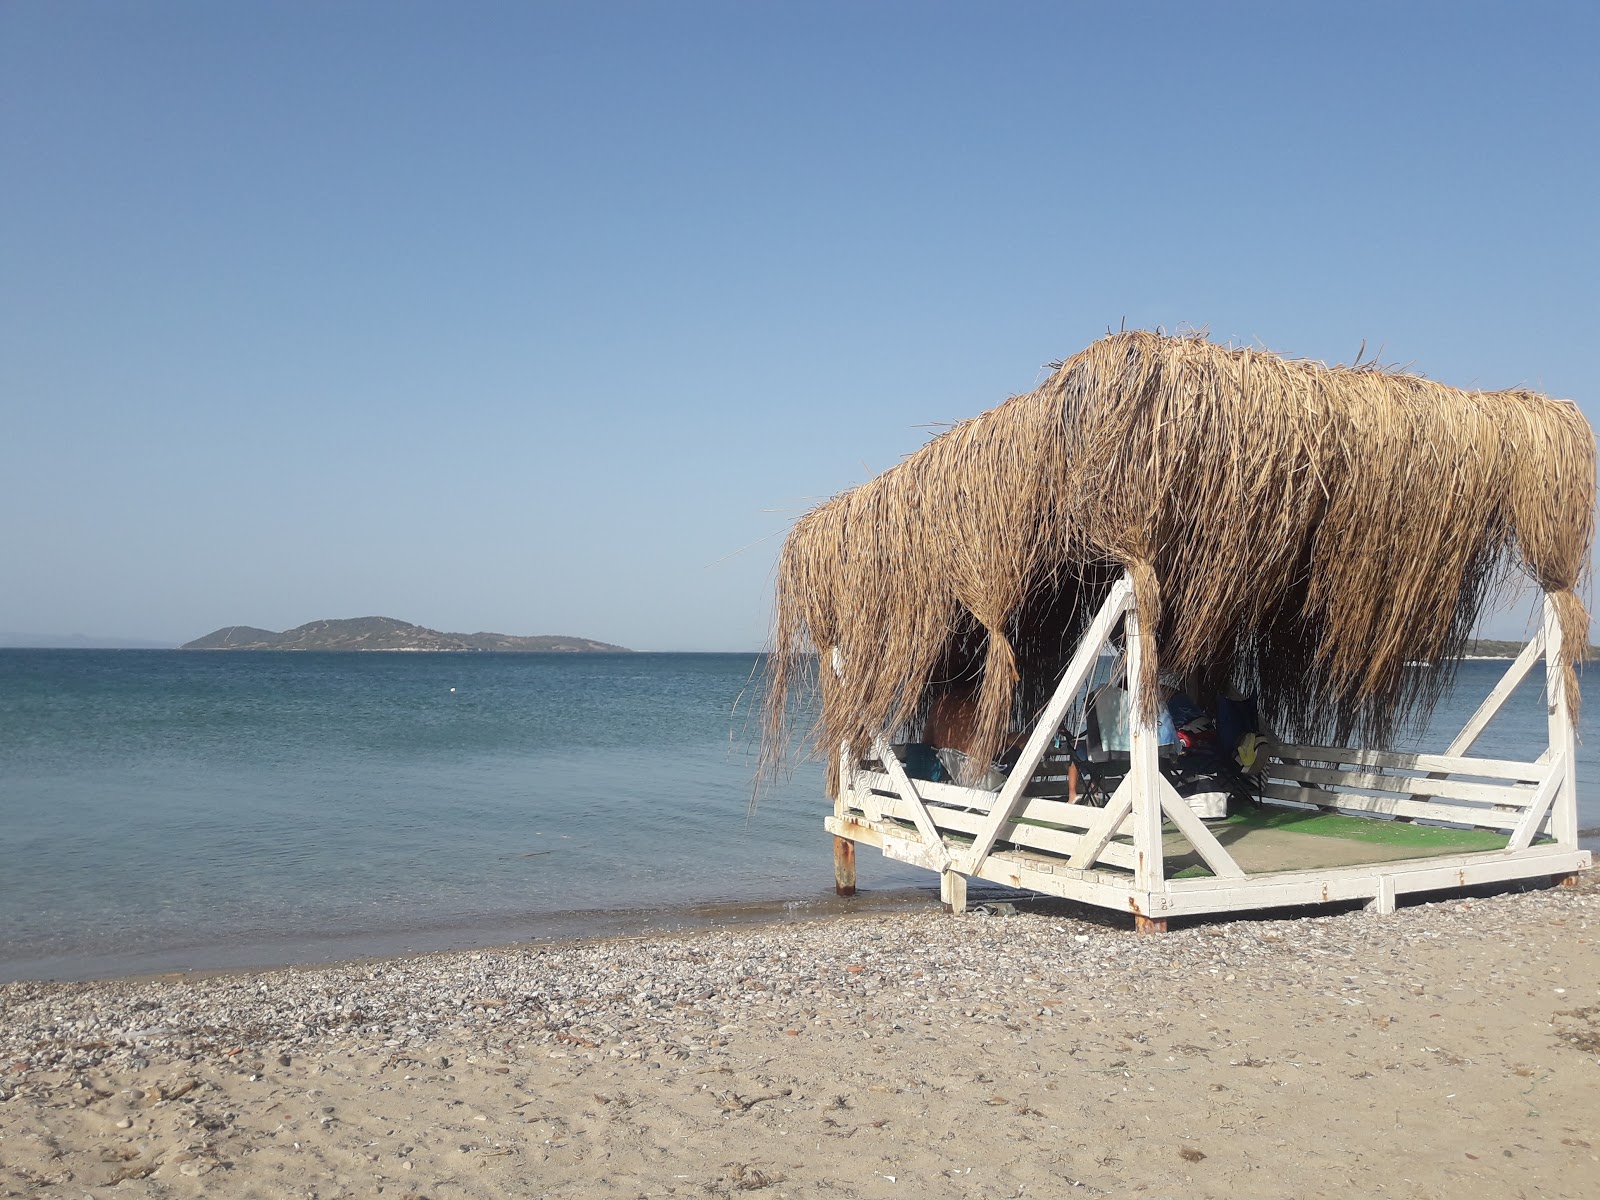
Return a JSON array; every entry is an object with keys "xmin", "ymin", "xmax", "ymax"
[
  {"xmin": 1464, "ymin": 638, "xmax": 1600, "ymax": 660},
  {"xmin": 182, "ymin": 617, "xmax": 629, "ymax": 653}
]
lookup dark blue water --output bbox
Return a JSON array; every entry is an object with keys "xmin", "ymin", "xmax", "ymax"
[{"xmin": 1, "ymin": 652, "xmax": 1594, "ymax": 981}]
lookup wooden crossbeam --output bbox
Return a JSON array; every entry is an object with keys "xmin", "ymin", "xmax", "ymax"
[
  {"xmin": 873, "ymin": 736, "xmax": 951, "ymax": 869},
  {"xmin": 1156, "ymin": 775, "xmax": 1245, "ymax": 879},
  {"xmin": 1277, "ymin": 744, "xmax": 1544, "ymax": 782},
  {"xmin": 857, "ymin": 774, "xmax": 1132, "ymax": 832},
  {"xmin": 959, "ymin": 575, "xmax": 1133, "ymax": 876},
  {"xmin": 1444, "ymin": 633, "xmax": 1544, "ymax": 757},
  {"xmin": 1507, "ymin": 751, "xmax": 1565, "ymax": 853},
  {"xmin": 1067, "ymin": 776, "xmax": 1136, "ymax": 869},
  {"xmin": 1267, "ymin": 763, "xmax": 1535, "ymax": 807},
  {"xmin": 857, "ymin": 788, "xmax": 1138, "ymax": 870},
  {"xmin": 846, "ymin": 742, "xmax": 883, "ymax": 821},
  {"xmin": 1254, "ymin": 781, "xmax": 1524, "ymax": 831}
]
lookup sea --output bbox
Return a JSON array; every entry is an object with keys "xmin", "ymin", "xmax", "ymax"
[{"xmin": 2, "ymin": 651, "xmax": 1596, "ymax": 983}]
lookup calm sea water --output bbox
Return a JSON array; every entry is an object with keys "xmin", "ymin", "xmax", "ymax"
[{"xmin": 2, "ymin": 651, "xmax": 1595, "ymax": 981}]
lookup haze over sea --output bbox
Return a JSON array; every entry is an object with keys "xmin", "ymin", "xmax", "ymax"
[{"xmin": 3, "ymin": 650, "xmax": 1596, "ymax": 983}]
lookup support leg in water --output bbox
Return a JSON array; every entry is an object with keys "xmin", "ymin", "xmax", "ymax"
[{"xmin": 832, "ymin": 835, "xmax": 856, "ymax": 897}]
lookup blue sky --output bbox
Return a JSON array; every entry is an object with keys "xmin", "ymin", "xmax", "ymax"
[{"xmin": 2, "ymin": 1, "xmax": 1595, "ymax": 649}]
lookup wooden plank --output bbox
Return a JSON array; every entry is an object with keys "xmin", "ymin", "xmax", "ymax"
[
  {"xmin": 1004, "ymin": 795, "xmax": 1133, "ymax": 836},
  {"xmin": 1069, "ymin": 777, "xmax": 1137, "ymax": 869},
  {"xmin": 855, "ymin": 768, "xmax": 1096, "ymax": 811},
  {"xmin": 856, "ymin": 776, "xmax": 883, "ymax": 823},
  {"xmin": 1507, "ymin": 752, "xmax": 1564, "ymax": 853},
  {"xmin": 877, "ymin": 828, "xmax": 954, "ymax": 872},
  {"xmin": 1275, "ymin": 743, "xmax": 1545, "ymax": 782},
  {"xmin": 857, "ymin": 771, "xmax": 998, "ymax": 812},
  {"xmin": 873, "ymin": 736, "xmax": 951, "ymax": 868},
  {"xmin": 1160, "ymin": 846, "xmax": 1592, "ymax": 917},
  {"xmin": 1125, "ymin": 601, "xmax": 1165, "ymax": 892},
  {"xmin": 832, "ymin": 835, "xmax": 857, "ymax": 896},
  {"xmin": 1256, "ymin": 781, "xmax": 1523, "ymax": 831},
  {"xmin": 1444, "ymin": 633, "xmax": 1544, "ymax": 757},
  {"xmin": 1544, "ymin": 598, "xmax": 1579, "ymax": 846},
  {"xmin": 1156, "ymin": 775, "xmax": 1245, "ymax": 879},
  {"xmin": 849, "ymin": 760, "xmax": 884, "ymax": 822},
  {"xmin": 1267, "ymin": 762, "xmax": 1536, "ymax": 807},
  {"xmin": 961, "ymin": 575, "xmax": 1134, "ymax": 875},
  {"xmin": 823, "ymin": 815, "xmax": 1143, "ymax": 906},
  {"xmin": 863, "ymin": 789, "xmax": 1138, "ymax": 871},
  {"xmin": 1164, "ymin": 844, "xmax": 1589, "ymax": 896},
  {"xmin": 855, "ymin": 771, "xmax": 1131, "ymax": 835}
]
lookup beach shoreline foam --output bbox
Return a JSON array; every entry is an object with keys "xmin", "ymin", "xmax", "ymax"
[{"xmin": 3, "ymin": 877, "xmax": 1597, "ymax": 1197}]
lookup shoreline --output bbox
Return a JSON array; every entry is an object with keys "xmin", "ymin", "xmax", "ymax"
[
  {"xmin": 0, "ymin": 885, "xmax": 960, "ymax": 987},
  {"xmin": 10, "ymin": 838, "xmax": 1600, "ymax": 986},
  {"xmin": 4, "ymin": 878, "xmax": 1598, "ymax": 1196},
  {"xmin": 10, "ymin": 835, "xmax": 1600, "ymax": 987}
]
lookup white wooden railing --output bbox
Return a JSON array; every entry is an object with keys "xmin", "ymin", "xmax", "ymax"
[{"xmin": 832, "ymin": 581, "xmax": 1581, "ymax": 906}]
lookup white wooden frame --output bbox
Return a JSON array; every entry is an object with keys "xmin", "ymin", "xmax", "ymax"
[{"xmin": 825, "ymin": 576, "xmax": 1591, "ymax": 925}]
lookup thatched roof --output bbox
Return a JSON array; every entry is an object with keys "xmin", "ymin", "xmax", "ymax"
[{"xmin": 765, "ymin": 331, "xmax": 1594, "ymax": 788}]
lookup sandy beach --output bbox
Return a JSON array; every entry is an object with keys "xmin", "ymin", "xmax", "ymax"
[{"xmin": 3, "ymin": 879, "xmax": 1598, "ymax": 1199}]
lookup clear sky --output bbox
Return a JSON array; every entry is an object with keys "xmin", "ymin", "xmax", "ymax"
[{"xmin": 2, "ymin": 1, "xmax": 1596, "ymax": 649}]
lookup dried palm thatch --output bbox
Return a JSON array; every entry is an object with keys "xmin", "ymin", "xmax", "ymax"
[{"xmin": 764, "ymin": 331, "xmax": 1594, "ymax": 793}]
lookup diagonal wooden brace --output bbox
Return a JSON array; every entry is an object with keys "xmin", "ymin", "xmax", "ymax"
[
  {"xmin": 1507, "ymin": 751, "xmax": 1565, "ymax": 853},
  {"xmin": 874, "ymin": 736, "xmax": 952, "ymax": 870},
  {"xmin": 1067, "ymin": 776, "xmax": 1135, "ymax": 869},
  {"xmin": 959, "ymin": 575, "xmax": 1134, "ymax": 876},
  {"xmin": 1443, "ymin": 632, "xmax": 1544, "ymax": 758},
  {"xmin": 1157, "ymin": 775, "xmax": 1245, "ymax": 879}
]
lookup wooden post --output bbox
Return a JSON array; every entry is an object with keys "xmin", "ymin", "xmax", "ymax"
[
  {"xmin": 833, "ymin": 835, "xmax": 857, "ymax": 897},
  {"xmin": 1365, "ymin": 876, "xmax": 1397, "ymax": 915},
  {"xmin": 940, "ymin": 869, "xmax": 967, "ymax": 914},
  {"xmin": 1543, "ymin": 597, "xmax": 1579, "ymax": 847},
  {"xmin": 1125, "ymin": 602, "xmax": 1165, "ymax": 894},
  {"xmin": 1129, "ymin": 602, "xmax": 1169, "ymax": 933}
]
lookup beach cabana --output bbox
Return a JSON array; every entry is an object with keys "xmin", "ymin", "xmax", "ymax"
[{"xmin": 765, "ymin": 332, "xmax": 1595, "ymax": 928}]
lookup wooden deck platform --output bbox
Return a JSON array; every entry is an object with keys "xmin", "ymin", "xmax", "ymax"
[{"xmin": 825, "ymin": 575, "xmax": 1592, "ymax": 925}]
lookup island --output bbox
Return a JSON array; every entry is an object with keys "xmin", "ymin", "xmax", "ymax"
[
  {"xmin": 181, "ymin": 617, "xmax": 629, "ymax": 653},
  {"xmin": 1464, "ymin": 638, "xmax": 1600, "ymax": 660}
]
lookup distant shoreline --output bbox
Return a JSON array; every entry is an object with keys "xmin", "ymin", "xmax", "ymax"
[
  {"xmin": 182, "ymin": 616, "xmax": 629, "ymax": 654},
  {"xmin": 182, "ymin": 645, "xmax": 628, "ymax": 654}
]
